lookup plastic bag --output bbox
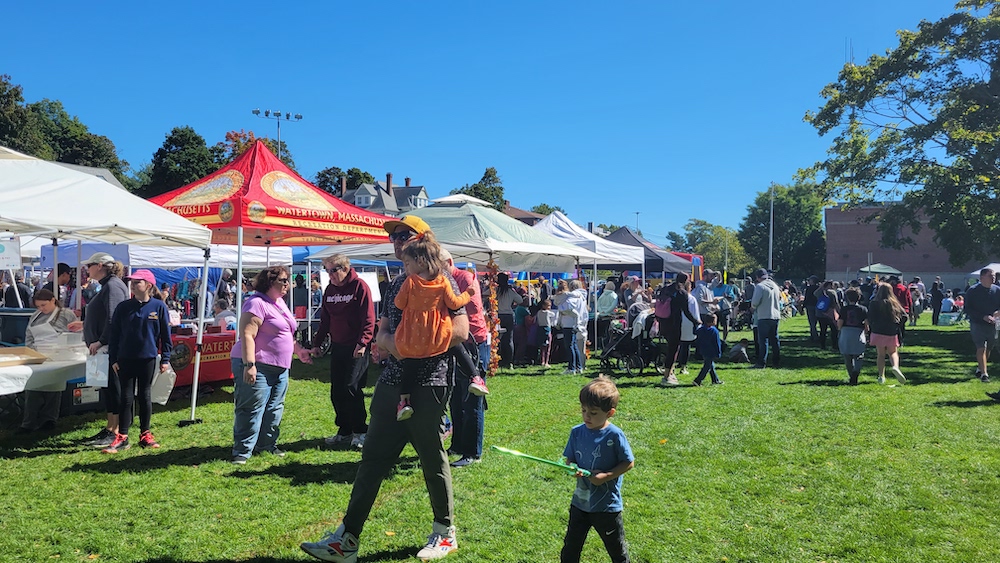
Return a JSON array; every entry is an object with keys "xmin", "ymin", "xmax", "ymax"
[
  {"xmin": 85, "ymin": 352, "xmax": 109, "ymax": 388},
  {"xmin": 151, "ymin": 365, "xmax": 176, "ymax": 406}
]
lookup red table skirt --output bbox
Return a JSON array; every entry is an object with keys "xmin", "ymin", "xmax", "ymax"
[{"xmin": 170, "ymin": 332, "xmax": 236, "ymax": 387}]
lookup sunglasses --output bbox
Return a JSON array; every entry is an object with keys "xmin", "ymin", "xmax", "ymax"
[
  {"xmin": 327, "ymin": 266, "xmax": 345, "ymax": 273},
  {"xmin": 275, "ymin": 278, "xmax": 291, "ymax": 285},
  {"xmin": 389, "ymin": 230, "xmax": 415, "ymax": 243}
]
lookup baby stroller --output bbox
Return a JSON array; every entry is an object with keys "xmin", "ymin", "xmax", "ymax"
[
  {"xmin": 731, "ymin": 300, "xmax": 754, "ymax": 331},
  {"xmin": 600, "ymin": 307, "xmax": 666, "ymax": 376}
]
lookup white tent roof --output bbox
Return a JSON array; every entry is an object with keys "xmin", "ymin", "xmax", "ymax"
[
  {"xmin": 0, "ymin": 146, "xmax": 212, "ymax": 249},
  {"xmin": 970, "ymin": 264, "xmax": 1000, "ymax": 276},
  {"xmin": 40, "ymin": 242, "xmax": 291, "ymax": 269},
  {"xmin": 534, "ymin": 211, "xmax": 645, "ymax": 266},
  {"xmin": 307, "ymin": 203, "xmax": 601, "ymax": 271},
  {"xmin": 431, "ymin": 193, "xmax": 492, "ymax": 206}
]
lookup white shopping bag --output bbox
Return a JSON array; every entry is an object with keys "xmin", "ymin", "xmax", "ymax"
[
  {"xmin": 85, "ymin": 352, "xmax": 109, "ymax": 388},
  {"xmin": 150, "ymin": 365, "xmax": 176, "ymax": 406}
]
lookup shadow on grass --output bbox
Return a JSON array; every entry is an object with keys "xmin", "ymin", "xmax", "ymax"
[
  {"xmin": 930, "ymin": 398, "xmax": 999, "ymax": 408},
  {"xmin": 138, "ymin": 546, "xmax": 416, "ymax": 562}
]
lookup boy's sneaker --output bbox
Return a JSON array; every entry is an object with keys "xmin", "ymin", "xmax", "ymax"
[
  {"xmin": 85, "ymin": 428, "xmax": 116, "ymax": 448},
  {"xmin": 101, "ymin": 433, "xmax": 130, "ymax": 454},
  {"xmin": 986, "ymin": 391, "xmax": 1000, "ymax": 402},
  {"xmin": 301, "ymin": 524, "xmax": 359, "ymax": 563},
  {"xmin": 397, "ymin": 399, "xmax": 414, "ymax": 421},
  {"xmin": 468, "ymin": 375, "xmax": 490, "ymax": 396},
  {"xmin": 877, "ymin": 374, "xmax": 886, "ymax": 384},
  {"xmin": 981, "ymin": 373, "xmax": 991, "ymax": 383},
  {"xmin": 139, "ymin": 430, "xmax": 160, "ymax": 449},
  {"xmin": 350, "ymin": 433, "xmax": 366, "ymax": 449},
  {"xmin": 891, "ymin": 366, "xmax": 906, "ymax": 384},
  {"xmin": 325, "ymin": 434, "xmax": 353, "ymax": 447},
  {"xmin": 416, "ymin": 522, "xmax": 458, "ymax": 560}
]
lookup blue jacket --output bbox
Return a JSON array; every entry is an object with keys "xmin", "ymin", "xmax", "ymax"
[
  {"xmin": 695, "ymin": 325, "xmax": 722, "ymax": 360},
  {"xmin": 108, "ymin": 298, "xmax": 173, "ymax": 365}
]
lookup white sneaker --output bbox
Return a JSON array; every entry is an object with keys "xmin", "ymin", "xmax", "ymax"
[
  {"xmin": 324, "ymin": 434, "xmax": 352, "ymax": 446},
  {"xmin": 891, "ymin": 366, "xmax": 906, "ymax": 383},
  {"xmin": 301, "ymin": 524, "xmax": 359, "ymax": 563},
  {"xmin": 416, "ymin": 522, "xmax": 458, "ymax": 560},
  {"xmin": 877, "ymin": 374, "xmax": 886, "ymax": 384},
  {"xmin": 350, "ymin": 433, "xmax": 366, "ymax": 450}
]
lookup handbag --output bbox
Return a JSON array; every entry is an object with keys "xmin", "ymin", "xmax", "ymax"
[{"xmin": 85, "ymin": 352, "xmax": 109, "ymax": 388}]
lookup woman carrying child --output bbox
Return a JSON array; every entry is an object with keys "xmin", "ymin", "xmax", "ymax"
[{"xmin": 393, "ymin": 232, "xmax": 476, "ymax": 421}]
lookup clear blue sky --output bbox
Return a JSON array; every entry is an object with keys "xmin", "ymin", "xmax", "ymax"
[{"xmin": 8, "ymin": 0, "xmax": 958, "ymax": 247}]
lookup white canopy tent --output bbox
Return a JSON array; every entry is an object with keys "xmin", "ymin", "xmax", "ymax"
[
  {"xmin": 40, "ymin": 242, "xmax": 292, "ymax": 269},
  {"xmin": 0, "ymin": 146, "xmax": 215, "ymax": 425}
]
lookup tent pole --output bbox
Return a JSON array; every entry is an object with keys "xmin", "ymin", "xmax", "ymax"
[
  {"xmin": 235, "ymin": 227, "xmax": 244, "ymax": 329},
  {"xmin": 180, "ymin": 247, "xmax": 211, "ymax": 427},
  {"xmin": 306, "ymin": 260, "xmax": 313, "ymax": 342},
  {"xmin": 592, "ymin": 259, "xmax": 598, "ymax": 357},
  {"xmin": 75, "ymin": 242, "xmax": 82, "ymax": 310},
  {"xmin": 52, "ymin": 238, "xmax": 59, "ymax": 304}
]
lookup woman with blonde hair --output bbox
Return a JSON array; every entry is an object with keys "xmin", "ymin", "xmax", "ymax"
[{"xmin": 868, "ymin": 282, "xmax": 907, "ymax": 384}]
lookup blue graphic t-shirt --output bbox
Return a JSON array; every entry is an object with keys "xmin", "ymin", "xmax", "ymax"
[{"xmin": 562, "ymin": 422, "xmax": 634, "ymax": 513}]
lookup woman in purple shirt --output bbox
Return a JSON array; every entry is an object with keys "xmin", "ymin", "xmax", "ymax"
[{"xmin": 230, "ymin": 266, "xmax": 313, "ymax": 464}]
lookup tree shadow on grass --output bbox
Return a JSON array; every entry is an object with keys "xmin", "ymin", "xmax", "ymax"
[
  {"xmin": 930, "ymin": 398, "xmax": 999, "ymax": 409},
  {"xmin": 138, "ymin": 546, "xmax": 416, "ymax": 563}
]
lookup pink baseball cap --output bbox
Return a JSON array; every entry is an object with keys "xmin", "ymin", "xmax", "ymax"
[{"xmin": 124, "ymin": 269, "xmax": 157, "ymax": 286}]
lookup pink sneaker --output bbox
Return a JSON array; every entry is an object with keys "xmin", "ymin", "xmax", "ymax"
[
  {"xmin": 468, "ymin": 375, "xmax": 490, "ymax": 396},
  {"xmin": 396, "ymin": 398, "xmax": 414, "ymax": 421}
]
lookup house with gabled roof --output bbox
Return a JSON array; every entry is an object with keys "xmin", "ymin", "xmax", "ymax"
[{"xmin": 335, "ymin": 173, "xmax": 430, "ymax": 218}]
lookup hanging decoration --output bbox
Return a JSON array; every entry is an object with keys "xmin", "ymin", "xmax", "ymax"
[{"xmin": 486, "ymin": 257, "xmax": 500, "ymax": 377}]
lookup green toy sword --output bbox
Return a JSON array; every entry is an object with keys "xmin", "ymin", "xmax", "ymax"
[{"xmin": 490, "ymin": 445, "xmax": 592, "ymax": 477}]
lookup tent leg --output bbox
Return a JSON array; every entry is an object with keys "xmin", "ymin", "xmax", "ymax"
[
  {"xmin": 180, "ymin": 247, "xmax": 212, "ymax": 427},
  {"xmin": 235, "ymin": 227, "xmax": 244, "ymax": 328}
]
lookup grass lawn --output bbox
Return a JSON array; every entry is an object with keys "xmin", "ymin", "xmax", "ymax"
[{"xmin": 3, "ymin": 314, "xmax": 1000, "ymax": 562}]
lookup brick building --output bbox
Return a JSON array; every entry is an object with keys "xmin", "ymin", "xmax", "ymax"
[{"xmin": 825, "ymin": 204, "xmax": 980, "ymax": 291}]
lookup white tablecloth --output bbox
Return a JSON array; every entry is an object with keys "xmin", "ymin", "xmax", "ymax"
[{"xmin": 0, "ymin": 360, "xmax": 87, "ymax": 394}]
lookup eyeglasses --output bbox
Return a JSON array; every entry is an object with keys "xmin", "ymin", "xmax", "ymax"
[
  {"xmin": 275, "ymin": 278, "xmax": 291, "ymax": 285},
  {"xmin": 389, "ymin": 230, "xmax": 415, "ymax": 243}
]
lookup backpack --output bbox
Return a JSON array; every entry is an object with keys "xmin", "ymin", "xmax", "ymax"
[
  {"xmin": 655, "ymin": 286, "xmax": 674, "ymax": 319},
  {"xmin": 816, "ymin": 294, "xmax": 831, "ymax": 312}
]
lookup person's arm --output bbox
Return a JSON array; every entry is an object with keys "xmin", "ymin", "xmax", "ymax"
[
  {"xmin": 311, "ymin": 288, "xmax": 331, "ymax": 349},
  {"xmin": 375, "ymin": 315, "xmax": 399, "ymax": 359},
  {"xmin": 158, "ymin": 302, "xmax": 172, "ymax": 371},
  {"xmin": 239, "ymin": 313, "xmax": 263, "ymax": 383},
  {"xmin": 588, "ymin": 458, "xmax": 635, "ymax": 486},
  {"xmin": 99, "ymin": 281, "xmax": 128, "ymax": 347},
  {"xmin": 24, "ymin": 313, "xmax": 38, "ymax": 349},
  {"xmin": 394, "ymin": 277, "xmax": 411, "ymax": 310},
  {"xmin": 357, "ymin": 284, "xmax": 376, "ymax": 353},
  {"xmin": 108, "ymin": 303, "xmax": 124, "ymax": 369},
  {"xmin": 442, "ymin": 282, "xmax": 473, "ymax": 310}
]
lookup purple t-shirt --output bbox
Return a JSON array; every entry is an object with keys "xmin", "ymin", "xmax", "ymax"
[{"xmin": 231, "ymin": 292, "xmax": 296, "ymax": 368}]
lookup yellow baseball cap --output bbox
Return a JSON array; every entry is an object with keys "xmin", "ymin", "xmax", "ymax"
[{"xmin": 383, "ymin": 215, "xmax": 431, "ymax": 235}]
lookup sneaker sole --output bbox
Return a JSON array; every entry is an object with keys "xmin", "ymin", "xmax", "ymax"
[
  {"xmin": 300, "ymin": 543, "xmax": 358, "ymax": 562},
  {"xmin": 891, "ymin": 367, "xmax": 906, "ymax": 383},
  {"xmin": 468, "ymin": 385, "xmax": 489, "ymax": 396},
  {"xmin": 102, "ymin": 445, "xmax": 131, "ymax": 454}
]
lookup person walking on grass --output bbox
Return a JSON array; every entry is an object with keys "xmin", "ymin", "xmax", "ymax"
[
  {"xmin": 814, "ymin": 280, "xmax": 841, "ymax": 351},
  {"xmin": 868, "ymin": 283, "xmax": 907, "ymax": 385},
  {"xmin": 966, "ymin": 268, "xmax": 1000, "ymax": 386},
  {"xmin": 560, "ymin": 376, "xmax": 635, "ymax": 563},
  {"xmin": 301, "ymin": 215, "xmax": 469, "ymax": 562},
  {"xmin": 693, "ymin": 313, "xmax": 724, "ymax": 386},
  {"xmin": 750, "ymin": 268, "xmax": 782, "ymax": 369},
  {"xmin": 837, "ymin": 288, "xmax": 868, "ymax": 385},
  {"xmin": 102, "ymin": 270, "xmax": 172, "ymax": 453}
]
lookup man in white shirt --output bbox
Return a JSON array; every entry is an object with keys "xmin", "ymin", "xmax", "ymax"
[{"xmin": 750, "ymin": 268, "xmax": 782, "ymax": 368}]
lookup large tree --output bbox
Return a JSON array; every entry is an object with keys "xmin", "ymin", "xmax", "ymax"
[
  {"xmin": 314, "ymin": 166, "xmax": 376, "ymax": 196},
  {"xmin": 667, "ymin": 220, "xmax": 754, "ymax": 275},
  {"xmin": 0, "ymin": 74, "xmax": 49, "ymax": 158},
  {"xmin": 737, "ymin": 175, "xmax": 827, "ymax": 278},
  {"xmin": 211, "ymin": 129, "xmax": 296, "ymax": 170},
  {"xmin": 530, "ymin": 203, "xmax": 566, "ymax": 216},
  {"xmin": 139, "ymin": 126, "xmax": 217, "ymax": 199},
  {"xmin": 24, "ymin": 99, "xmax": 129, "ymax": 183},
  {"xmin": 805, "ymin": 0, "xmax": 1000, "ymax": 266},
  {"xmin": 451, "ymin": 167, "xmax": 505, "ymax": 210}
]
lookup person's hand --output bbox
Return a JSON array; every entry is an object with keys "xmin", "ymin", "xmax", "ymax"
[
  {"xmin": 67, "ymin": 320, "xmax": 83, "ymax": 332},
  {"xmin": 588, "ymin": 471, "xmax": 612, "ymax": 486},
  {"xmin": 112, "ymin": 362, "xmax": 119, "ymax": 374},
  {"xmin": 88, "ymin": 342, "xmax": 102, "ymax": 355},
  {"xmin": 160, "ymin": 362, "xmax": 170, "ymax": 373},
  {"xmin": 243, "ymin": 364, "xmax": 257, "ymax": 384},
  {"xmin": 465, "ymin": 285, "xmax": 476, "ymax": 296},
  {"xmin": 353, "ymin": 344, "xmax": 365, "ymax": 358}
]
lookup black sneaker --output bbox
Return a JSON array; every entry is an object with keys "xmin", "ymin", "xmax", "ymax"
[
  {"xmin": 83, "ymin": 428, "xmax": 115, "ymax": 447},
  {"xmin": 987, "ymin": 391, "xmax": 1000, "ymax": 402},
  {"xmin": 450, "ymin": 456, "xmax": 480, "ymax": 468},
  {"xmin": 981, "ymin": 373, "xmax": 991, "ymax": 383}
]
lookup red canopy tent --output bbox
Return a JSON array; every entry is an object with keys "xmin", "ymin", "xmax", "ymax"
[
  {"xmin": 150, "ymin": 140, "xmax": 390, "ymax": 245},
  {"xmin": 150, "ymin": 141, "xmax": 391, "ymax": 425}
]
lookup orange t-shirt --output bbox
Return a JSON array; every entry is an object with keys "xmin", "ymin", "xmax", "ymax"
[{"xmin": 394, "ymin": 274, "xmax": 472, "ymax": 359}]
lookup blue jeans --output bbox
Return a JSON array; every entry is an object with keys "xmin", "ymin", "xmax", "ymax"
[
  {"xmin": 563, "ymin": 327, "xmax": 581, "ymax": 371},
  {"xmin": 232, "ymin": 358, "xmax": 289, "ymax": 459},
  {"xmin": 756, "ymin": 319, "xmax": 780, "ymax": 367},
  {"xmin": 450, "ymin": 341, "xmax": 488, "ymax": 459}
]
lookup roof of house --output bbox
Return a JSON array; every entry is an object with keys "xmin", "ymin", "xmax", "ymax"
[{"xmin": 503, "ymin": 201, "xmax": 545, "ymax": 225}]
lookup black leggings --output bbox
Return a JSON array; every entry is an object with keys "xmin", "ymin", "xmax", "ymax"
[{"xmin": 117, "ymin": 357, "xmax": 157, "ymax": 435}]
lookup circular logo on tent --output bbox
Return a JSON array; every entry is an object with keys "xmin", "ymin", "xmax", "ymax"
[
  {"xmin": 219, "ymin": 201, "xmax": 234, "ymax": 222},
  {"xmin": 170, "ymin": 342, "xmax": 192, "ymax": 371},
  {"xmin": 261, "ymin": 171, "xmax": 333, "ymax": 210},
  {"xmin": 164, "ymin": 170, "xmax": 245, "ymax": 207},
  {"xmin": 247, "ymin": 201, "xmax": 267, "ymax": 223}
]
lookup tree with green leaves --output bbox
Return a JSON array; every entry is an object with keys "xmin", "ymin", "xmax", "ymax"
[
  {"xmin": 451, "ymin": 167, "xmax": 505, "ymax": 210},
  {"xmin": 737, "ymin": 175, "xmax": 828, "ymax": 278},
  {"xmin": 806, "ymin": 0, "xmax": 1000, "ymax": 266},
  {"xmin": 139, "ymin": 126, "xmax": 217, "ymax": 199},
  {"xmin": 25, "ymin": 99, "xmax": 128, "ymax": 183},
  {"xmin": 0, "ymin": 74, "xmax": 49, "ymax": 158},
  {"xmin": 672, "ymin": 219, "xmax": 755, "ymax": 276},
  {"xmin": 665, "ymin": 231, "xmax": 690, "ymax": 252},
  {"xmin": 211, "ymin": 130, "xmax": 295, "ymax": 170},
  {"xmin": 314, "ymin": 166, "xmax": 376, "ymax": 196},
  {"xmin": 530, "ymin": 203, "xmax": 566, "ymax": 216}
]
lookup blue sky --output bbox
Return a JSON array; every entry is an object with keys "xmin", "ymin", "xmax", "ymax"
[{"xmin": 7, "ymin": 0, "xmax": 958, "ymax": 247}]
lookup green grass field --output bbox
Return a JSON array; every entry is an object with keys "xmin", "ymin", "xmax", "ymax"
[{"xmin": 3, "ymin": 314, "xmax": 1000, "ymax": 562}]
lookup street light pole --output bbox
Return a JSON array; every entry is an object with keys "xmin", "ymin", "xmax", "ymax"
[
  {"xmin": 768, "ymin": 183, "xmax": 774, "ymax": 271},
  {"xmin": 251, "ymin": 108, "xmax": 302, "ymax": 161},
  {"xmin": 635, "ymin": 211, "xmax": 640, "ymax": 233}
]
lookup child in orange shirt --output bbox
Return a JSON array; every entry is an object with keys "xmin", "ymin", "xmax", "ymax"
[{"xmin": 394, "ymin": 232, "xmax": 475, "ymax": 420}]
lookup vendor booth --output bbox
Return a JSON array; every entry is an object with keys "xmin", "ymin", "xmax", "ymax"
[{"xmin": 605, "ymin": 227, "xmax": 693, "ymax": 278}]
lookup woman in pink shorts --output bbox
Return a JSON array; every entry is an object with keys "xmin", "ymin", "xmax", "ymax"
[{"xmin": 867, "ymin": 282, "xmax": 907, "ymax": 384}]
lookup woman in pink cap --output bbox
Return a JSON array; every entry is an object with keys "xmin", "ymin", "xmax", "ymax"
[{"xmin": 102, "ymin": 269, "xmax": 173, "ymax": 453}]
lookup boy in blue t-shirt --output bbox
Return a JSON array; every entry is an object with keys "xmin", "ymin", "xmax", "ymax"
[
  {"xmin": 694, "ymin": 313, "xmax": 724, "ymax": 385},
  {"xmin": 561, "ymin": 376, "xmax": 635, "ymax": 563}
]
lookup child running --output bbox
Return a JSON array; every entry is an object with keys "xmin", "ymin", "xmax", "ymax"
[
  {"xmin": 393, "ymin": 231, "xmax": 476, "ymax": 421},
  {"xmin": 693, "ymin": 313, "xmax": 724, "ymax": 385},
  {"xmin": 561, "ymin": 376, "xmax": 635, "ymax": 563}
]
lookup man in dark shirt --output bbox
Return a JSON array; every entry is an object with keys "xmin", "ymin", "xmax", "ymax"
[
  {"xmin": 966, "ymin": 269, "xmax": 1000, "ymax": 388},
  {"xmin": 803, "ymin": 275, "xmax": 821, "ymax": 342},
  {"xmin": 3, "ymin": 271, "xmax": 32, "ymax": 308},
  {"xmin": 41, "ymin": 263, "xmax": 72, "ymax": 306}
]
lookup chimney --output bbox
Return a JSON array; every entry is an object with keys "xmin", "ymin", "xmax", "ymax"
[
  {"xmin": 588, "ymin": 222, "xmax": 594, "ymax": 233},
  {"xmin": 341, "ymin": 176, "xmax": 347, "ymax": 199},
  {"xmin": 405, "ymin": 177, "xmax": 411, "ymax": 187},
  {"xmin": 504, "ymin": 199, "xmax": 510, "ymax": 210},
  {"xmin": 386, "ymin": 173, "xmax": 393, "ymax": 196}
]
